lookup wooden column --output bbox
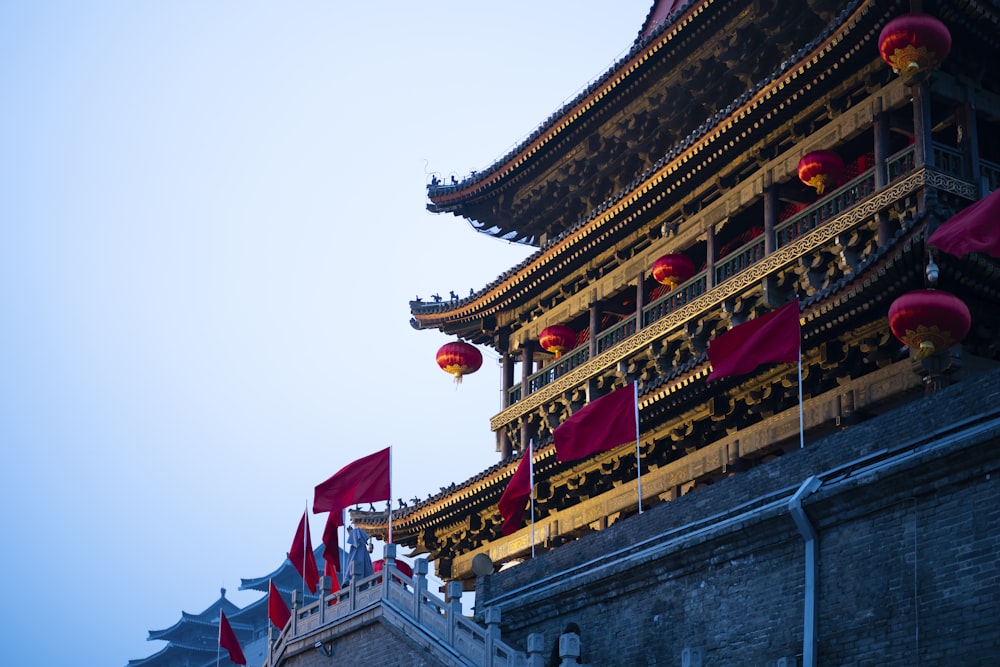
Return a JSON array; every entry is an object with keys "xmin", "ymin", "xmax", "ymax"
[
  {"xmin": 959, "ymin": 86, "xmax": 982, "ymax": 194},
  {"xmin": 500, "ymin": 352, "xmax": 514, "ymax": 459},
  {"xmin": 589, "ymin": 293, "xmax": 600, "ymax": 358},
  {"xmin": 635, "ymin": 270, "xmax": 646, "ymax": 331},
  {"xmin": 763, "ymin": 171, "xmax": 776, "ymax": 255},
  {"xmin": 912, "ymin": 80, "xmax": 933, "ymax": 169},
  {"xmin": 873, "ymin": 97, "xmax": 892, "ymax": 247},
  {"xmin": 588, "ymin": 294, "xmax": 601, "ymax": 403},
  {"xmin": 519, "ymin": 341, "xmax": 535, "ymax": 454},
  {"xmin": 705, "ymin": 224, "xmax": 717, "ymax": 289},
  {"xmin": 912, "ymin": 80, "xmax": 933, "ymax": 213}
]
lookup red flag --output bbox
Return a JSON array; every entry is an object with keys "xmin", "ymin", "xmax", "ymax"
[
  {"xmin": 219, "ymin": 610, "xmax": 247, "ymax": 665},
  {"xmin": 928, "ymin": 188, "xmax": 1000, "ymax": 258},
  {"xmin": 288, "ymin": 511, "xmax": 319, "ymax": 594},
  {"xmin": 267, "ymin": 580, "xmax": 291, "ymax": 631},
  {"xmin": 706, "ymin": 299, "xmax": 800, "ymax": 381},
  {"xmin": 321, "ymin": 511, "xmax": 342, "ymax": 592},
  {"xmin": 498, "ymin": 446, "xmax": 533, "ymax": 536},
  {"xmin": 313, "ymin": 447, "xmax": 391, "ymax": 514},
  {"xmin": 554, "ymin": 383, "xmax": 637, "ymax": 462},
  {"xmin": 373, "ymin": 558, "xmax": 413, "ymax": 577}
]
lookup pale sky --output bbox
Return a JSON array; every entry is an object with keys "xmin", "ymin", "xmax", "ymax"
[{"xmin": 0, "ymin": 3, "xmax": 650, "ymax": 665}]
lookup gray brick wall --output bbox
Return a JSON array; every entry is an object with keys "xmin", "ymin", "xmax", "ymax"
[{"xmin": 280, "ymin": 620, "xmax": 450, "ymax": 667}]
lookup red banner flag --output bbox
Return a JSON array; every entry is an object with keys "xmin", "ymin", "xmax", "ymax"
[
  {"xmin": 928, "ymin": 187, "xmax": 1000, "ymax": 259},
  {"xmin": 313, "ymin": 447, "xmax": 391, "ymax": 514},
  {"xmin": 267, "ymin": 580, "xmax": 291, "ymax": 631},
  {"xmin": 288, "ymin": 511, "xmax": 319, "ymax": 594},
  {"xmin": 554, "ymin": 383, "xmax": 637, "ymax": 462},
  {"xmin": 219, "ymin": 610, "xmax": 247, "ymax": 665},
  {"xmin": 321, "ymin": 511, "xmax": 342, "ymax": 593},
  {"xmin": 706, "ymin": 300, "xmax": 801, "ymax": 381},
  {"xmin": 498, "ymin": 446, "xmax": 533, "ymax": 536}
]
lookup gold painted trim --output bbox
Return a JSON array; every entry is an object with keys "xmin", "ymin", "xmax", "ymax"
[{"xmin": 490, "ymin": 168, "xmax": 955, "ymax": 431}]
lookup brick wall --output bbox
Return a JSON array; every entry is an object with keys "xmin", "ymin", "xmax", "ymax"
[
  {"xmin": 478, "ymin": 368, "xmax": 1000, "ymax": 665},
  {"xmin": 280, "ymin": 619, "xmax": 450, "ymax": 667}
]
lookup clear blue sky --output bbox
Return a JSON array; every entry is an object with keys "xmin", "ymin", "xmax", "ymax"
[{"xmin": 0, "ymin": 2, "xmax": 650, "ymax": 665}]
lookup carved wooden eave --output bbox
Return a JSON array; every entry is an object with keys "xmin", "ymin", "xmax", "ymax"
[
  {"xmin": 425, "ymin": 0, "xmax": 873, "ymax": 246},
  {"xmin": 412, "ymin": 0, "xmax": 893, "ymax": 346}
]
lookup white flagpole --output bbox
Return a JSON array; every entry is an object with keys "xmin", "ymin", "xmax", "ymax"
[
  {"xmin": 266, "ymin": 621, "xmax": 273, "ymax": 667},
  {"xmin": 216, "ymin": 610, "xmax": 222, "ymax": 667},
  {"xmin": 340, "ymin": 508, "xmax": 347, "ymax": 582},
  {"xmin": 528, "ymin": 439, "xmax": 535, "ymax": 559},
  {"xmin": 798, "ymin": 332, "xmax": 805, "ymax": 449},
  {"xmin": 388, "ymin": 446, "xmax": 393, "ymax": 544},
  {"xmin": 302, "ymin": 504, "xmax": 309, "ymax": 601},
  {"xmin": 634, "ymin": 381, "xmax": 643, "ymax": 514}
]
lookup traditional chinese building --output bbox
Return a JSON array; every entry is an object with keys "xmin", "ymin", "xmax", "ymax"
[
  {"xmin": 336, "ymin": 0, "xmax": 1000, "ymax": 663},
  {"xmin": 249, "ymin": 0, "xmax": 1000, "ymax": 665}
]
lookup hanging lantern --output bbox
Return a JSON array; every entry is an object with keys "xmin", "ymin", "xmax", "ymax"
[
  {"xmin": 539, "ymin": 324, "xmax": 577, "ymax": 359},
  {"xmin": 797, "ymin": 150, "xmax": 844, "ymax": 195},
  {"xmin": 436, "ymin": 341, "xmax": 482, "ymax": 383},
  {"xmin": 888, "ymin": 289, "xmax": 970, "ymax": 358},
  {"xmin": 878, "ymin": 14, "xmax": 951, "ymax": 85},
  {"xmin": 652, "ymin": 254, "xmax": 695, "ymax": 290}
]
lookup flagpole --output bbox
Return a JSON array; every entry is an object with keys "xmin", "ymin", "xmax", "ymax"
[
  {"xmin": 302, "ymin": 505, "xmax": 308, "ymax": 602},
  {"xmin": 528, "ymin": 439, "xmax": 535, "ymax": 559},
  {"xmin": 388, "ymin": 445, "xmax": 393, "ymax": 544},
  {"xmin": 340, "ymin": 508, "xmax": 347, "ymax": 581},
  {"xmin": 266, "ymin": 621, "xmax": 272, "ymax": 667},
  {"xmin": 634, "ymin": 381, "xmax": 643, "ymax": 514},
  {"xmin": 798, "ymin": 332, "xmax": 805, "ymax": 449},
  {"xmin": 217, "ymin": 610, "xmax": 222, "ymax": 667}
]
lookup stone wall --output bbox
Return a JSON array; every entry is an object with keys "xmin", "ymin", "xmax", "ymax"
[
  {"xmin": 280, "ymin": 619, "xmax": 450, "ymax": 667},
  {"xmin": 477, "ymin": 368, "xmax": 1000, "ymax": 666}
]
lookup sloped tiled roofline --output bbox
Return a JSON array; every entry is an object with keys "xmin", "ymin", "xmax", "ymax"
[
  {"xmin": 412, "ymin": 0, "xmax": 872, "ymax": 333},
  {"xmin": 426, "ymin": 0, "xmax": 708, "ymax": 210}
]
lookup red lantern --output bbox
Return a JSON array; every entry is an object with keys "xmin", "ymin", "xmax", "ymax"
[
  {"xmin": 436, "ymin": 341, "xmax": 483, "ymax": 383},
  {"xmin": 539, "ymin": 324, "xmax": 577, "ymax": 359},
  {"xmin": 652, "ymin": 254, "xmax": 695, "ymax": 290},
  {"xmin": 798, "ymin": 150, "xmax": 844, "ymax": 195},
  {"xmin": 878, "ymin": 14, "xmax": 951, "ymax": 85},
  {"xmin": 888, "ymin": 289, "xmax": 970, "ymax": 358}
]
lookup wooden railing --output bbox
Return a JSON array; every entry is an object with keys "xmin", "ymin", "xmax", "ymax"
[
  {"xmin": 597, "ymin": 316, "xmax": 636, "ymax": 354},
  {"xmin": 982, "ymin": 160, "xmax": 1000, "ymax": 192},
  {"xmin": 776, "ymin": 168, "xmax": 878, "ymax": 248},
  {"xmin": 642, "ymin": 273, "xmax": 708, "ymax": 327}
]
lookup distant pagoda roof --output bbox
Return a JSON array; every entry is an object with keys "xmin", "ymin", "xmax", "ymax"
[
  {"xmin": 146, "ymin": 588, "xmax": 243, "ymax": 642},
  {"xmin": 239, "ymin": 546, "xmax": 327, "ymax": 594},
  {"xmin": 131, "ymin": 546, "xmax": 335, "ymax": 667},
  {"xmin": 129, "ymin": 588, "xmax": 253, "ymax": 667}
]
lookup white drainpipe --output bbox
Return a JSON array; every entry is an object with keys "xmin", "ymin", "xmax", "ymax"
[{"xmin": 788, "ymin": 475, "xmax": 823, "ymax": 667}]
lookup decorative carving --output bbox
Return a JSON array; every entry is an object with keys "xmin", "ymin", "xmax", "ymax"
[{"xmin": 491, "ymin": 169, "xmax": 963, "ymax": 431}]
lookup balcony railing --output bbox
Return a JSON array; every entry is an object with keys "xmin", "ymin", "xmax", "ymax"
[
  {"xmin": 715, "ymin": 236, "xmax": 766, "ymax": 284},
  {"xmin": 597, "ymin": 316, "xmax": 636, "ymax": 353},
  {"xmin": 504, "ymin": 143, "xmax": 979, "ymax": 407},
  {"xmin": 527, "ymin": 345, "xmax": 590, "ymax": 396},
  {"xmin": 887, "ymin": 145, "xmax": 916, "ymax": 182},
  {"xmin": 776, "ymin": 167, "xmax": 879, "ymax": 248},
  {"xmin": 267, "ymin": 553, "xmax": 526, "ymax": 667},
  {"xmin": 983, "ymin": 160, "xmax": 1000, "ymax": 192},
  {"xmin": 933, "ymin": 143, "xmax": 964, "ymax": 177},
  {"xmin": 642, "ymin": 273, "xmax": 708, "ymax": 327}
]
